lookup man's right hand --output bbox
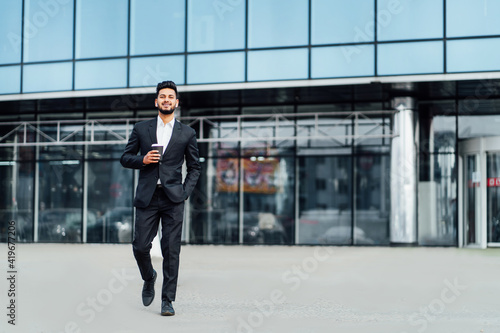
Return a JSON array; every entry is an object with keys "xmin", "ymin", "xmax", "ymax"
[{"xmin": 143, "ymin": 150, "xmax": 161, "ymax": 164}]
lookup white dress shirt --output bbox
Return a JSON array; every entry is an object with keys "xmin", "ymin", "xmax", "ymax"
[{"xmin": 156, "ymin": 116, "xmax": 175, "ymax": 184}]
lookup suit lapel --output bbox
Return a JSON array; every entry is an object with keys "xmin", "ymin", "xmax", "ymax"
[
  {"xmin": 148, "ymin": 118, "xmax": 157, "ymax": 145},
  {"xmin": 163, "ymin": 120, "xmax": 181, "ymax": 156}
]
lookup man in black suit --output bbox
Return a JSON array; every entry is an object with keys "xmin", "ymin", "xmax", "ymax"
[{"xmin": 120, "ymin": 81, "xmax": 201, "ymax": 316}]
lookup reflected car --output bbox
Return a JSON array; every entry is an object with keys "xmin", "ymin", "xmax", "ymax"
[
  {"xmin": 318, "ymin": 226, "xmax": 374, "ymax": 245},
  {"xmin": 212, "ymin": 211, "xmax": 288, "ymax": 244},
  {"xmin": 38, "ymin": 208, "xmax": 91, "ymax": 242},
  {"xmin": 87, "ymin": 207, "xmax": 133, "ymax": 243}
]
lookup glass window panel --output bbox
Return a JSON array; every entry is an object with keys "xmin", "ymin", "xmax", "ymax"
[
  {"xmin": 311, "ymin": 45, "xmax": 374, "ymax": 78},
  {"xmin": 487, "ymin": 153, "xmax": 500, "ymax": 243},
  {"xmin": 447, "ymin": 0, "xmax": 500, "ymax": 38},
  {"xmin": 0, "ymin": 158, "xmax": 35, "ymax": 242},
  {"xmin": 447, "ymin": 38, "xmax": 500, "ymax": 73},
  {"xmin": 23, "ymin": 62, "xmax": 73, "ymax": 93},
  {"xmin": 377, "ymin": 41, "xmax": 443, "ymax": 75},
  {"xmin": 355, "ymin": 153, "xmax": 390, "ymax": 245},
  {"xmin": 187, "ymin": 52, "xmax": 244, "ymax": 84},
  {"xmin": 0, "ymin": 1, "xmax": 23, "ymax": 64},
  {"xmin": 311, "ymin": 0, "xmax": 374, "ymax": 44},
  {"xmin": 75, "ymin": 59, "xmax": 127, "ymax": 90},
  {"xmin": 38, "ymin": 159, "xmax": 83, "ymax": 242},
  {"xmin": 130, "ymin": 0, "xmax": 185, "ymax": 55},
  {"xmin": 75, "ymin": 0, "xmax": 128, "ymax": 59},
  {"xmin": 243, "ymin": 156, "xmax": 294, "ymax": 244},
  {"xmin": 418, "ymin": 153, "xmax": 457, "ymax": 246},
  {"xmin": 187, "ymin": 0, "xmax": 245, "ymax": 52},
  {"xmin": 0, "ymin": 1, "xmax": 22, "ymax": 64},
  {"xmin": 248, "ymin": 48, "xmax": 308, "ymax": 81},
  {"xmin": 130, "ymin": 56, "xmax": 185, "ymax": 87},
  {"xmin": 248, "ymin": 0, "xmax": 308, "ymax": 48},
  {"xmin": 87, "ymin": 158, "xmax": 133, "ymax": 243},
  {"xmin": 377, "ymin": 0, "xmax": 443, "ymax": 41},
  {"xmin": 0, "ymin": 66, "xmax": 21, "ymax": 94},
  {"xmin": 23, "ymin": 0, "xmax": 74, "ymax": 62},
  {"xmin": 298, "ymin": 156, "xmax": 353, "ymax": 245},
  {"xmin": 459, "ymin": 115, "xmax": 500, "ymax": 139}
]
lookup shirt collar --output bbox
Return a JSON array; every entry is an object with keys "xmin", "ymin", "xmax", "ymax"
[{"xmin": 157, "ymin": 115, "xmax": 175, "ymax": 128}]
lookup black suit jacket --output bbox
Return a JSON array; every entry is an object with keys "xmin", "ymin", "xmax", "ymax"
[{"xmin": 120, "ymin": 118, "xmax": 201, "ymax": 208}]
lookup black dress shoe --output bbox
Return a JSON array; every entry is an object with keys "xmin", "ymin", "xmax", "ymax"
[
  {"xmin": 142, "ymin": 270, "xmax": 157, "ymax": 306},
  {"xmin": 161, "ymin": 300, "xmax": 175, "ymax": 316}
]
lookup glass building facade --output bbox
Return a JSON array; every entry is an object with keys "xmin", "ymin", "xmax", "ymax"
[{"xmin": 1, "ymin": 0, "xmax": 500, "ymax": 247}]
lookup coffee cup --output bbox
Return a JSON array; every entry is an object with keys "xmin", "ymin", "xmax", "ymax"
[{"xmin": 151, "ymin": 144, "xmax": 163, "ymax": 155}]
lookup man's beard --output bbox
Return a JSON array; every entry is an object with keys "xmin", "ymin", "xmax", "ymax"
[{"xmin": 158, "ymin": 104, "xmax": 176, "ymax": 115}]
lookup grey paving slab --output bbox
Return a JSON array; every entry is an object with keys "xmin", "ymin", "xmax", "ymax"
[{"xmin": 1, "ymin": 244, "xmax": 500, "ymax": 333}]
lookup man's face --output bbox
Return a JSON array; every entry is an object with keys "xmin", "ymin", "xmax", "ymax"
[{"xmin": 155, "ymin": 88, "xmax": 178, "ymax": 115}]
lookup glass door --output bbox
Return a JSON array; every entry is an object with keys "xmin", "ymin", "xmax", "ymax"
[
  {"xmin": 487, "ymin": 153, "xmax": 500, "ymax": 244},
  {"xmin": 463, "ymin": 154, "xmax": 481, "ymax": 246}
]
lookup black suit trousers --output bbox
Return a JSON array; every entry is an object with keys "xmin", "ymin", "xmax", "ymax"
[{"xmin": 133, "ymin": 186, "xmax": 184, "ymax": 302}]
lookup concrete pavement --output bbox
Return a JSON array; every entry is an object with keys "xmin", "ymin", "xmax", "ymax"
[{"xmin": 1, "ymin": 244, "xmax": 500, "ymax": 333}]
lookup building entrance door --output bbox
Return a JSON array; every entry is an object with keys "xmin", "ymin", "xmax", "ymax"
[{"xmin": 459, "ymin": 136, "xmax": 500, "ymax": 248}]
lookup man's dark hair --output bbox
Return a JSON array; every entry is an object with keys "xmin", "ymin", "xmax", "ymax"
[{"xmin": 156, "ymin": 81, "xmax": 178, "ymax": 98}]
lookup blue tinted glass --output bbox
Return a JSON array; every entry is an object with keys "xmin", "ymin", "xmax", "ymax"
[
  {"xmin": 75, "ymin": 0, "xmax": 128, "ymax": 59},
  {"xmin": 23, "ymin": 62, "xmax": 73, "ymax": 93},
  {"xmin": 130, "ymin": 56, "xmax": 185, "ymax": 87},
  {"xmin": 130, "ymin": 0, "xmax": 185, "ymax": 56},
  {"xmin": 312, "ymin": 45, "xmax": 374, "ymax": 78},
  {"xmin": 75, "ymin": 59, "xmax": 127, "ymax": 90},
  {"xmin": 447, "ymin": 0, "xmax": 500, "ymax": 37},
  {"xmin": 248, "ymin": 0, "xmax": 308, "ymax": 48},
  {"xmin": 312, "ymin": 0, "xmax": 374, "ymax": 44},
  {"xmin": 248, "ymin": 48, "xmax": 308, "ymax": 81},
  {"xmin": 378, "ymin": 41, "xmax": 443, "ymax": 75},
  {"xmin": 23, "ymin": 0, "xmax": 74, "ymax": 62},
  {"xmin": 187, "ymin": 52, "xmax": 244, "ymax": 84},
  {"xmin": 0, "ymin": 66, "xmax": 21, "ymax": 94},
  {"xmin": 377, "ymin": 0, "xmax": 443, "ymax": 41},
  {"xmin": 188, "ymin": 0, "xmax": 245, "ymax": 52},
  {"xmin": 0, "ymin": 2, "xmax": 22, "ymax": 64},
  {"xmin": 447, "ymin": 38, "xmax": 500, "ymax": 72}
]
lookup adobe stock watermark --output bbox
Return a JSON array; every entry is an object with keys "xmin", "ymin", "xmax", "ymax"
[
  {"xmin": 342, "ymin": 0, "xmax": 406, "ymax": 64},
  {"xmin": 403, "ymin": 278, "xmax": 467, "ymax": 333},
  {"xmin": 213, "ymin": 0, "xmax": 243, "ymax": 21},
  {"xmin": 235, "ymin": 247, "xmax": 335, "ymax": 333},
  {"xmin": 8, "ymin": 0, "xmax": 72, "ymax": 53},
  {"xmin": 57, "ymin": 268, "xmax": 135, "ymax": 333}
]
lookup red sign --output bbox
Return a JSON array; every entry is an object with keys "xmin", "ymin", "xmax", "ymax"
[{"xmin": 488, "ymin": 177, "xmax": 500, "ymax": 187}]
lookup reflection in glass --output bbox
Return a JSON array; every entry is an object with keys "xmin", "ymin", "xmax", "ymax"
[
  {"xmin": 487, "ymin": 153, "xmax": 500, "ymax": 243},
  {"xmin": 377, "ymin": 0, "xmax": 442, "ymax": 41},
  {"xmin": 75, "ymin": 59, "xmax": 127, "ymax": 90},
  {"xmin": 378, "ymin": 41, "xmax": 443, "ymax": 75},
  {"xmin": 355, "ymin": 152, "xmax": 390, "ymax": 245},
  {"xmin": 0, "ymin": 155, "xmax": 35, "ymax": 242},
  {"xmin": 248, "ymin": 0, "xmax": 308, "ymax": 48},
  {"xmin": 23, "ymin": 0, "xmax": 74, "ymax": 62},
  {"xmin": 0, "ymin": 1, "xmax": 22, "ymax": 64},
  {"xmin": 38, "ymin": 158, "xmax": 83, "ymax": 242},
  {"xmin": 188, "ymin": 0, "xmax": 245, "ymax": 52},
  {"xmin": 447, "ymin": 38, "xmax": 500, "ymax": 73},
  {"xmin": 190, "ymin": 157, "xmax": 240, "ymax": 244},
  {"xmin": 75, "ymin": 0, "xmax": 128, "ymax": 59},
  {"xmin": 23, "ymin": 62, "xmax": 73, "ymax": 93},
  {"xmin": 87, "ymin": 157, "xmax": 133, "ymax": 243},
  {"xmin": 130, "ymin": 56, "xmax": 185, "ymax": 87},
  {"xmin": 130, "ymin": 0, "xmax": 185, "ymax": 55},
  {"xmin": 299, "ymin": 155, "xmax": 352, "ymax": 244},
  {"xmin": 243, "ymin": 155, "xmax": 294, "ymax": 244},
  {"xmin": 248, "ymin": 48, "xmax": 308, "ymax": 81},
  {"xmin": 311, "ymin": 45, "xmax": 374, "ymax": 78},
  {"xmin": 311, "ymin": 0, "xmax": 374, "ymax": 44}
]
